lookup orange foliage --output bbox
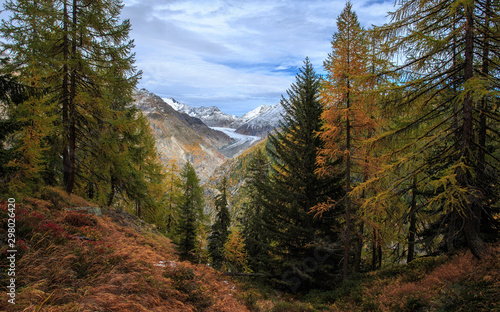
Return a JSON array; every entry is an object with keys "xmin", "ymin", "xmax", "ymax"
[
  {"xmin": 0, "ymin": 195, "xmax": 250, "ymax": 312},
  {"xmin": 332, "ymin": 246, "xmax": 500, "ymax": 312}
]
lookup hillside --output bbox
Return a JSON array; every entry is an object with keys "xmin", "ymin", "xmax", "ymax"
[
  {"xmin": 232, "ymin": 246, "xmax": 500, "ymax": 312},
  {"xmin": 0, "ymin": 189, "xmax": 250, "ymax": 312},
  {"xmin": 133, "ymin": 89, "xmax": 231, "ymax": 182},
  {"xmin": 204, "ymin": 139, "xmax": 268, "ymax": 218}
]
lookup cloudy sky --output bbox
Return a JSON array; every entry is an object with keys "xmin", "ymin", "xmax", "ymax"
[{"xmin": 1, "ymin": 0, "xmax": 396, "ymax": 116}]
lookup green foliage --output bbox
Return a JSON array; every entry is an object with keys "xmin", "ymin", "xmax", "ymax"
[
  {"xmin": 240, "ymin": 148, "xmax": 272, "ymax": 273},
  {"xmin": 265, "ymin": 58, "xmax": 344, "ymax": 290},
  {"xmin": 373, "ymin": 0, "xmax": 500, "ymax": 259},
  {"xmin": 177, "ymin": 161, "xmax": 205, "ymax": 261},
  {"xmin": 0, "ymin": 0, "xmax": 153, "ymax": 205},
  {"xmin": 208, "ymin": 176, "xmax": 231, "ymax": 269}
]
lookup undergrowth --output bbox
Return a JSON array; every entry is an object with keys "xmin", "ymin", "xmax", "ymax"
[{"xmin": 0, "ymin": 188, "xmax": 249, "ymax": 311}]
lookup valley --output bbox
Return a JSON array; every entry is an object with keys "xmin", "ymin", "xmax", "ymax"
[
  {"xmin": 135, "ymin": 88, "xmax": 280, "ymax": 181},
  {"xmin": 210, "ymin": 127, "xmax": 262, "ymax": 158}
]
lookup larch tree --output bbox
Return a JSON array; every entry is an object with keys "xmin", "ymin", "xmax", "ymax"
[
  {"xmin": 375, "ymin": 0, "xmax": 500, "ymax": 259},
  {"xmin": 0, "ymin": 0, "xmax": 141, "ymax": 195},
  {"xmin": 317, "ymin": 2, "xmax": 376, "ymax": 279}
]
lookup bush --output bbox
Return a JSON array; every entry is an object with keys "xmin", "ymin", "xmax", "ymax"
[{"xmin": 64, "ymin": 211, "xmax": 97, "ymax": 227}]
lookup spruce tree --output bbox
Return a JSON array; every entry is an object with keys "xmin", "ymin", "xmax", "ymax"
[
  {"xmin": 208, "ymin": 176, "xmax": 231, "ymax": 269},
  {"xmin": 265, "ymin": 58, "xmax": 344, "ymax": 290},
  {"xmin": 241, "ymin": 148, "xmax": 271, "ymax": 273},
  {"xmin": 178, "ymin": 161, "xmax": 205, "ymax": 261}
]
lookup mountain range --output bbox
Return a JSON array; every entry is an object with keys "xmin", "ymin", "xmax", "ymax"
[
  {"xmin": 133, "ymin": 88, "xmax": 283, "ymax": 181},
  {"xmin": 164, "ymin": 97, "xmax": 284, "ymax": 137}
]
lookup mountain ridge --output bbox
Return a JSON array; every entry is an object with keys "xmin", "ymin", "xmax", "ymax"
[{"xmin": 162, "ymin": 96, "xmax": 284, "ymax": 137}]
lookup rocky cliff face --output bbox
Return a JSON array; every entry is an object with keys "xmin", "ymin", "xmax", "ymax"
[{"xmin": 133, "ymin": 89, "xmax": 231, "ymax": 182}]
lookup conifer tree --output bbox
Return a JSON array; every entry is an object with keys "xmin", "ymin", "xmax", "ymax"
[
  {"xmin": 375, "ymin": 0, "xmax": 500, "ymax": 259},
  {"xmin": 208, "ymin": 176, "xmax": 231, "ymax": 269},
  {"xmin": 223, "ymin": 228, "xmax": 250, "ymax": 273},
  {"xmin": 0, "ymin": 73, "xmax": 44, "ymax": 193},
  {"xmin": 163, "ymin": 161, "xmax": 183, "ymax": 234},
  {"xmin": 317, "ymin": 2, "xmax": 375, "ymax": 279},
  {"xmin": 178, "ymin": 161, "xmax": 205, "ymax": 261},
  {"xmin": 266, "ymin": 58, "xmax": 344, "ymax": 290},
  {"xmin": 241, "ymin": 148, "xmax": 271, "ymax": 273},
  {"xmin": 0, "ymin": 0, "xmax": 140, "ymax": 194}
]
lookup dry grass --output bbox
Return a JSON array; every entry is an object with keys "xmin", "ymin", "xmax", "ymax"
[
  {"xmin": 0, "ymin": 191, "xmax": 250, "ymax": 311},
  {"xmin": 328, "ymin": 245, "xmax": 500, "ymax": 312}
]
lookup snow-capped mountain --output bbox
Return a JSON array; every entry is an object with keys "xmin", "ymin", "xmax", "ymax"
[
  {"xmin": 133, "ymin": 89, "xmax": 231, "ymax": 182},
  {"xmin": 229, "ymin": 105, "xmax": 274, "ymax": 129},
  {"xmin": 232, "ymin": 104, "xmax": 284, "ymax": 137},
  {"xmin": 163, "ymin": 98, "xmax": 237, "ymax": 127},
  {"xmin": 165, "ymin": 98, "xmax": 284, "ymax": 137}
]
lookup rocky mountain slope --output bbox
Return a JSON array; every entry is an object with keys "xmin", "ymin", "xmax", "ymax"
[
  {"xmin": 133, "ymin": 89, "xmax": 230, "ymax": 182},
  {"xmin": 166, "ymin": 98, "xmax": 285, "ymax": 137},
  {"xmin": 133, "ymin": 89, "xmax": 270, "ymax": 182}
]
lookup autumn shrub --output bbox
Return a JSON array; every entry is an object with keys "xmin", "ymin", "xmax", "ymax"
[
  {"xmin": 64, "ymin": 211, "xmax": 97, "ymax": 227},
  {"xmin": 39, "ymin": 186, "xmax": 95, "ymax": 209}
]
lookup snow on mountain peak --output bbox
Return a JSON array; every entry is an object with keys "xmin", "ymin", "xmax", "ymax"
[{"xmin": 162, "ymin": 95, "xmax": 284, "ymax": 136}]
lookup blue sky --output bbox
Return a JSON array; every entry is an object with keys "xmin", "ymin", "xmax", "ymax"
[{"xmin": 1, "ymin": 0, "xmax": 396, "ymax": 116}]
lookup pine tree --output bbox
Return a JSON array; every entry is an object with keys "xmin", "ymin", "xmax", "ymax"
[
  {"xmin": 266, "ymin": 58, "xmax": 344, "ymax": 290},
  {"xmin": 177, "ymin": 161, "xmax": 205, "ymax": 261},
  {"xmin": 208, "ymin": 176, "xmax": 231, "ymax": 269}
]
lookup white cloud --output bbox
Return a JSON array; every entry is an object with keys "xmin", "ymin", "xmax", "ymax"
[{"xmin": 0, "ymin": 0, "xmax": 395, "ymax": 115}]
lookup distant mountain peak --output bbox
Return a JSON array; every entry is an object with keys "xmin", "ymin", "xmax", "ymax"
[
  {"xmin": 163, "ymin": 98, "xmax": 237, "ymax": 128},
  {"xmin": 164, "ymin": 98, "xmax": 284, "ymax": 137}
]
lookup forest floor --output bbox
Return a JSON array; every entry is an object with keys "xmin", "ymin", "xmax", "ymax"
[{"xmin": 1, "ymin": 187, "xmax": 498, "ymax": 311}]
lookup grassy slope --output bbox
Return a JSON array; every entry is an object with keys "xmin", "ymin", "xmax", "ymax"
[
  {"xmin": 2, "ymin": 187, "xmax": 498, "ymax": 312},
  {"xmin": 0, "ymin": 187, "xmax": 249, "ymax": 312},
  {"xmin": 236, "ymin": 247, "xmax": 500, "ymax": 312}
]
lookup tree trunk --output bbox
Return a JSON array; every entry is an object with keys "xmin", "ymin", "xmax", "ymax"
[
  {"xmin": 354, "ymin": 221, "xmax": 363, "ymax": 272},
  {"xmin": 62, "ymin": 1, "xmax": 71, "ymax": 192},
  {"xmin": 461, "ymin": 3, "xmax": 484, "ymax": 260},
  {"xmin": 407, "ymin": 176, "xmax": 417, "ymax": 263},
  {"xmin": 343, "ymin": 86, "xmax": 352, "ymax": 280},
  {"xmin": 107, "ymin": 176, "xmax": 116, "ymax": 207},
  {"xmin": 66, "ymin": 0, "xmax": 78, "ymax": 194},
  {"xmin": 371, "ymin": 228, "xmax": 377, "ymax": 270}
]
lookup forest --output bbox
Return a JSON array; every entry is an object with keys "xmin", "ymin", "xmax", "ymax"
[{"xmin": 1, "ymin": 0, "xmax": 499, "ymax": 311}]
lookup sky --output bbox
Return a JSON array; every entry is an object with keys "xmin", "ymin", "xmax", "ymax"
[{"xmin": 1, "ymin": 0, "xmax": 396, "ymax": 116}]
